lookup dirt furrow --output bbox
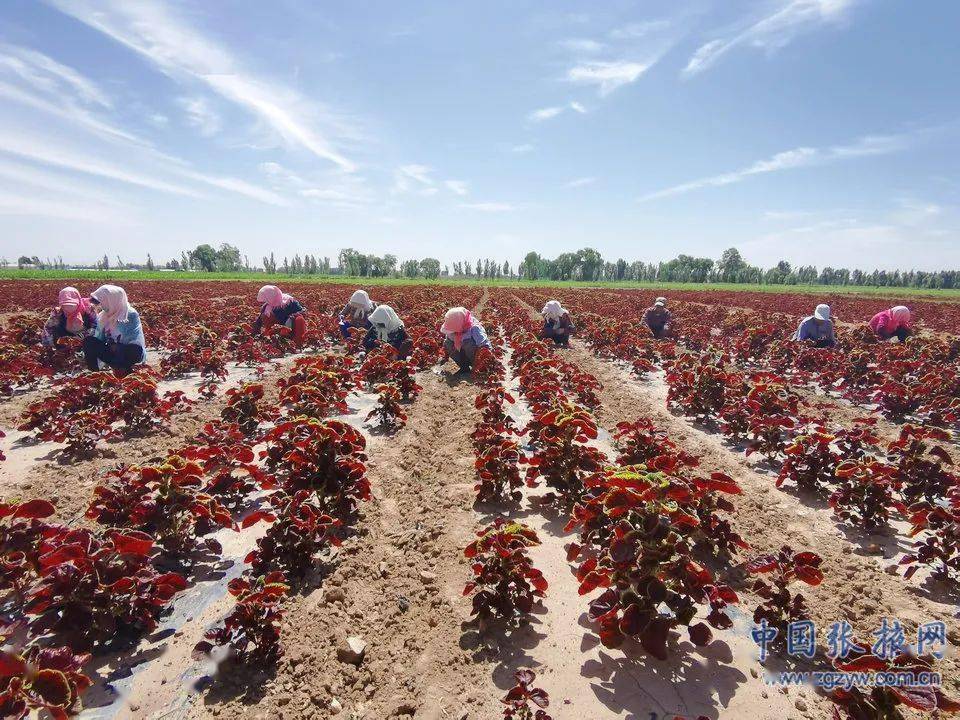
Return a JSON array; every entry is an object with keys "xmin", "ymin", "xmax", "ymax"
[{"xmin": 564, "ymin": 341, "xmax": 960, "ymax": 705}]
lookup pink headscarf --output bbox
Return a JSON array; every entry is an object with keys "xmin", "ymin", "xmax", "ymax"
[
  {"xmin": 441, "ymin": 307, "xmax": 475, "ymax": 351},
  {"xmin": 58, "ymin": 286, "xmax": 88, "ymax": 334},
  {"xmin": 257, "ymin": 285, "xmax": 293, "ymax": 311},
  {"xmin": 890, "ymin": 306, "xmax": 911, "ymax": 329}
]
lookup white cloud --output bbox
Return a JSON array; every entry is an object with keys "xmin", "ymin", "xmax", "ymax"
[
  {"xmin": 0, "ymin": 127, "xmax": 200, "ymax": 197},
  {"xmin": 609, "ymin": 21, "xmax": 672, "ymax": 39},
  {"xmin": 392, "ymin": 163, "xmax": 435, "ymax": 194},
  {"xmin": 527, "ymin": 101, "xmax": 587, "ymax": 123},
  {"xmin": 639, "ymin": 131, "xmax": 910, "ymax": 202},
  {"xmin": 178, "ymin": 96, "xmax": 221, "ymax": 137},
  {"xmin": 559, "ymin": 38, "xmax": 605, "ymax": 53},
  {"xmin": 445, "ymin": 180, "xmax": 469, "ymax": 196},
  {"xmin": 511, "ymin": 144, "xmax": 535, "ymax": 153},
  {"xmin": 259, "ymin": 160, "xmax": 370, "ymax": 208},
  {"xmin": 528, "ymin": 106, "xmax": 564, "ymax": 122},
  {"xmin": 566, "ymin": 60, "xmax": 651, "ymax": 96},
  {"xmin": 0, "ymin": 190, "xmax": 129, "ymax": 224},
  {"xmin": 683, "ymin": 0, "xmax": 859, "ymax": 77},
  {"xmin": 459, "ymin": 202, "xmax": 516, "ymax": 212},
  {"xmin": 564, "ymin": 176, "xmax": 596, "ymax": 188},
  {"xmin": 0, "ymin": 43, "xmax": 111, "ymax": 108},
  {"xmin": 48, "ymin": 0, "xmax": 356, "ymax": 170}
]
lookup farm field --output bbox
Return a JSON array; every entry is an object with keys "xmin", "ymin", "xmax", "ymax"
[{"xmin": 0, "ymin": 278, "xmax": 958, "ymax": 720}]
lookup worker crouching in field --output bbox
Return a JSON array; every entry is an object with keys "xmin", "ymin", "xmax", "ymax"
[
  {"xmin": 441, "ymin": 307, "xmax": 492, "ymax": 374},
  {"xmin": 338, "ymin": 290, "xmax": 377, "ymax": 338},
  {"xmin": 252, "ymin": 285, "xmax": 307, "ymax": 344},
  {"xmin": 643, "ymin": 297, "xmax": 673, "ymax": 339},
  {"xmin": 41, "ymin": 286, "xmax": 97, "ymax": 347},
  {"xmin": 84, "ymin": 285, "xmax": 146, "ymax": 374},
  {"xmin": 364, "ymin": 305, "xmax": 412, "ymax": 356},
  {"xmin": 869, "ymin": 305, "xmax": 912, "ymax": 342},
  {"xmin": 540, "ymin": 300, "xmax": 574, "ymax": 347},
  {"xmin": 792, "ymin": 304, "xmax": 836, "ymax": 348}
]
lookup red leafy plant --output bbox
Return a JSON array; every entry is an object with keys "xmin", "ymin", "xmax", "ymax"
[
  {"xmin": 260, "ymin": 417, "xmax": 369, "ymax": 518},
  {"xmin": 0, "ymin": 500, "xmax": 59, "ymax": 613},
  {"xmin": 829, "ymin": 649, "xmax": 960, "ymax": 720},
  {"xmin": 523, "ymin": 403, "xmax": 606, "ymax": 505},
  {"xmin": 366, "ymin": 384, "xmax": 407, "ymax": 432},
  {"xmin": 613, "ymin": 418, "xmax": 699, "ymax": 469},
  {"xmin": 278, "ymin": 355, "xmax": 357, "ymax": 418},
  {"xmin": 474, "ymin": 438, "xmax": 524, "ymax": 504},
  {"xmin": 778, "ymin": 420, "xmax": 879, "ymax": 494},
  {"xmin": 830, "ymin": 460, "xmax": 899, "ymax": 530},
  {"xmin": 242, "ymin": 490, "xmax": 342, "ymax": 579},
  {"xmin": 178, "ymin": 421, "xmax": 271, "ymax": 508},
  {"xmin": 502, "ymin": 669, "xmax": 552, "ymax": 720},
  {"xmin": 0, "ymin": 646, "xmax": 92, "ymax": 720},
  {"xmin": 87, "ymin": 456, "xmax": 236, "ymax": 559},
  {"xmin": 193, "ymin": 571, "xmax": 289, "ymax": 666},
  {"xmin": 747, "ymin": 546, "xmax": 823, "ymax": 642},
  {"xmin": 464, "ymin": 518, "xmax": 547, "ymax": 628},
  {"xmin": 25, "ymin": 528, "xmax": 186, "ymax": 649},
  {"xmin": 568, "ymin": 466, "xmax": 738, "ymax": 659},
  {"xmin": 221, "ymin": 382, "xmax": 272, "ymax": 435}
]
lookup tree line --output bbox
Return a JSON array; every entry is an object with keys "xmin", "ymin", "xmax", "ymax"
[{"xmin": 10, "ymin": 243, "xmax": 959, "ymax": 289}]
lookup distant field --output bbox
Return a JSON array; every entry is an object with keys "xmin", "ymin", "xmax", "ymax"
[{"xmin": 2, "ymin": 268, "xmax": 958, "ymax": 300}]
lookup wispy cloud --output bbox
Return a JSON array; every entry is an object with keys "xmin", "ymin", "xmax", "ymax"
[
  {"xmin": 609, "ymin": 21, "xmax": 672, "ymax": 40},
  {"xmin": 445, "ymin": 180, "xmax": 469, "ymax": 196},
  {"xmin": 565, "ymin": 176, "xmax": 596, "ymax": 188},
  {"xmin": 47, "ymin": 0, "xmax": 357, "ymax": 170},
  {"xmin": 559, "ymin": 38, "xmax": 605, "ymax": 53},
  {"xmin": 0, "ymin": 43, "xmax": 111, "ymax": 107},
  {"xmin": 0, "ymin": 127, "xmax": 200, "ymax": 196},
  {"xmin": 510, "ymin": 144, "xmax": 535, "ymax": 154},
  {"xmin": 459, "ymin": 202, "xmax": 516, "ymax": 212},
  {"xmin": 178, "ymin": 96, "xmax": 221, "ymax": 137},
  {"xmin": 527, "ymin": 101, "xmax": 587, "ymax": 123},
  {"xmin": 0, "ymin": 190, "xmax": 129, "ymax": 224},
  {"xmin": 639, "ymin": 131, "xmax": 911, "ymax": 202},
  {"xmin": 260, "ymin": 160, "xmax": 369, "ymax": 208},
  {"xmin": 392, "ymin": 163, "xmax": 436, "ymax": 195},
  {"xmin": 683, "ymin": 0, "xmax": 859, "ymax": 77},
  {"xmin": 566, "ymin": 60, "xmax": 653, "ymax": 96}
]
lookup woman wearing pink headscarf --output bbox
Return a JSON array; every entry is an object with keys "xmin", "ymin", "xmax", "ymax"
[
  {"xmin": 869, "ymin": 305, "xmax": 912, "ymax": 342},
  {"xmin": 440, "ymin": 307, "xmax": 491, "ymax": 374},
  {"xmin": 41, "ymin": 286, "xmax": 97, "ymax": 347},
  {"xmin": 252, "ymin": 285, "xmax": 307, "ymax": 344}
]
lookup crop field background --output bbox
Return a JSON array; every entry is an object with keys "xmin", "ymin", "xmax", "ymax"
[{"xmin": 0, "ymin": 276, "xmax": 958, "ymax": 720}]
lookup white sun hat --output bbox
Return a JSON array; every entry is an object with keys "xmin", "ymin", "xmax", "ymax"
[
  {"xmin": 814, "ymin": 304, "xmax": 831, "ymax": 321},
  {"xmin": 655, "ymin": 296, "xmax": 666, "ymax": 306}
]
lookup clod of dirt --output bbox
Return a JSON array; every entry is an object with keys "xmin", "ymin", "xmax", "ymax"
[{"xmin": 337, "ymin": 635, "xmax": 367, "ymax": 665}]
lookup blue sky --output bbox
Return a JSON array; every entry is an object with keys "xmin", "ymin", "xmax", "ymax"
[{"xmin": 0, "ymin": 0, "xmax": 958, "ymax": 271}]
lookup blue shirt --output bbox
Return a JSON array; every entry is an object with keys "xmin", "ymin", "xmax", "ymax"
[
  {"xmin": 95, "ymin": 307, "xmax": 147, "ymax": 357},
  {"xmin": 793, "ymin": 316, "xmax": 835, "ymax": 347}
]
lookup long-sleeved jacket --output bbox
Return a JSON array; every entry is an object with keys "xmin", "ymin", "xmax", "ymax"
[
  {"xmin": 869, "ymin": 310, "xmax": 909, "ymax": 340},
  {"xmin": 364, "ymin": 324, "xmax": 410, "ymax": 351},
  {"xmin": 542, "ymin": 313, "xmax": 575, "ymax": 336},
  {"xmin": 643, "ymin": 305, "xmax": 671, "ymax": 330},
  {"xmin": 95, "ymin": 308, "xmax": 147, "ymax": 358},
  {"xmin": 254, "ymin": 298, "xmax": 305, "ymax": 332},
  {"xmin": 41, "ymin": 306, "xmax": 97, "ymax": 346},
  {"xmin": 792, "ymin": 316, "xmax": 836, "ymax": 347},
  {"xmin": 444, "ymin": 323, "xmax": 492, "ymax": 350}
]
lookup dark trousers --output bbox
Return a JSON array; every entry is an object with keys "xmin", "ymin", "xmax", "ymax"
[
  {"xmin": 443, "ymin": 337, "xmax": 478, "ymax": 371},
  {"xmin": 542, "ymin": 327, "xmax": 570, "ymax": 347},
  {"xmin": 83, "ymin": 336, "xmax": 144, "ymax": 373}
]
